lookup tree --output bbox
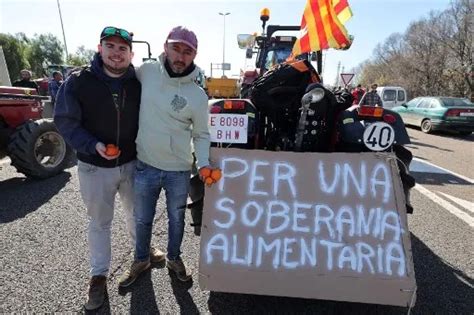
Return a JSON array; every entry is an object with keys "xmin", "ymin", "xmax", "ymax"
[
  {"xmin": 67, "ymin": 45, "xmax": 95, "ymax": 66},
  {"xmin": 403, "ymin": 14, "xmax": 448, "ymax": 97},
  {"xmin": 27, "ymin": 33, "xmax": 64, "ymax": 77},
  {"xmin": 435, "ymin": 0, "xmax": 473, "ymax": 99},
  {"xmin": 0, "ymin": 33, "xmax": 29, "ymax": 81},
  {"xmin": 354, "ymin": 0, "xmax": 471, "ymax": 99}
]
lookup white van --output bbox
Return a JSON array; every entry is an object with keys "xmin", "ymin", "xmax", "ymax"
[{"xmin": 376, "ymin": 86, "xmax": 407, "ymax": 109}]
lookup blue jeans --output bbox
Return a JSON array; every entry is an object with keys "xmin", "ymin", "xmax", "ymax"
[{"xmin": 134, "ymin": 160, "xmax": 191, "ymax": 261}]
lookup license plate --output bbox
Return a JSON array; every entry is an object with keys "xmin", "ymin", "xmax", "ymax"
[
  {"xmin": 460, "ymin": 112, "xmax": 474, "ymax": 117},
  {"xmin": 209, "ymin": 114, "xmax": 248, "ymax": 143}
]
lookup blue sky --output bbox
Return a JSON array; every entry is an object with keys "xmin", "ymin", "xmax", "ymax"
[{"xmin": 1, "ymin": 0, "xmax": 452, "ymax": 84}]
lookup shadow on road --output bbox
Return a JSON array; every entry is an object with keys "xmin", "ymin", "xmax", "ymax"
[
  {"xmin": 406, "ymin": 126, "xmax": 473, "ymax": 141},
  {"xmin": 411, "ymin": 171, "xmax": 473, "ymax": 186},
  {"xmin": 117, "ymin": 261, "xmax": 198, "ymax": 314},
  {"xmin": 118, "ymin": 270, "xmax": 160, "ymax": 314},
  {"xmin": 407, "ymin": 141, "xmax": 453, "ymax": 152},
  {"xmin": 83, "ymin": 287, "xmax": 111, "ymax": 315},
  {"xmin": 410, "ymin": 233, "xmax": 474, "ymax": 314},
  {"xmin": 432, "ymin": 131, "xmax": 474, "ymax": 141},
  {"xmin": 206, "ymin": 233, "xmax": 473, "ymax": 314},
  {"xmin": 0, "ymin": 171, "xmax": 71, "ymax": 223},
  {"xmin": 168, "ymin": 269, "xmax": 199, "ymax": 314}
]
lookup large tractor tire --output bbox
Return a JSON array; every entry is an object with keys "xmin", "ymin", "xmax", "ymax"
[{"xmin": 7, "ymin": 119, "xmax": 73, "ymax": 179}]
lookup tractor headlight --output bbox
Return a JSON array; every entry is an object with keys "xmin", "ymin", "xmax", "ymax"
[{"xmin": 301, "ymin": 86, "xmax": 325, "ymax": 108}]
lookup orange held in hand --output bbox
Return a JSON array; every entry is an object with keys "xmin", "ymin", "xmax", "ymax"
[
  {"xmin": 200, "ymin": 167, "xmax": 223, "ymax": 187},
  {"xmin": 199, "ymin": 167, "xmax": 211, "ymax": 178},
  {"xmin": 210, "ymin": 169, "xmax": 222, "ymax": 181},
  {"xmin": 105, "ymin": 144, "xmax": 119, "ymax": 156}
]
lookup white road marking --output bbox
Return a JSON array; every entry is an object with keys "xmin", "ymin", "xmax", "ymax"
[
  {"xmin": 438, "ymin": 192, "xmax": 474, "ymax": 215},
  {"xmin": 414, "ymin": 184, "xmax": 474, "ymax": 228},
  {"xmin": 411, "ymin": 158, "xmax": 474, "ymax": 184}
]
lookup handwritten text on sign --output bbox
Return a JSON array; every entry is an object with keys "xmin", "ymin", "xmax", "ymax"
[
  {"xmin": 202, "ymin": 151, "xmax": 408, "ymax": 277},
  {"xmin": 199, "ymin": 149, "xmax": 416, "ymax": 306},
  {"xmin": 209, "ymin": 114, "xmax": 248, "ymax": 143}
]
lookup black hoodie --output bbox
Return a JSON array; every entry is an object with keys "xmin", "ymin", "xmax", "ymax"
[{"xmin": 54, "ymin": 53, "xmax": 141, "ymax": 167}]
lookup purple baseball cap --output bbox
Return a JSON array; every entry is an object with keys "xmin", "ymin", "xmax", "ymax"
[{"xmin": 166, "ymin": 26, "xmax": 198, "ymax": 51}]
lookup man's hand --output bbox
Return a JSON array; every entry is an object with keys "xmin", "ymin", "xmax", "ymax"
[
  {"xmin": 96, "ymin": 142, "xmax": 121, "ymax": 160},
  {"xmin": 198, "ymin": 165, "xmax": 213, "ymax": 181},
  {"xmin": 199, "ymin": 166, "xmax": 222, "ymax": 187}
]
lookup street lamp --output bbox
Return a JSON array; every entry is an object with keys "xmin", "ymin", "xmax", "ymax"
[
  {"xmin": 219, "ymin": 12, "xmax": 230, "ymax": 77},
  {"xmin": 56, "ymin": 0, "xmax": 69, "ymax": 61}
]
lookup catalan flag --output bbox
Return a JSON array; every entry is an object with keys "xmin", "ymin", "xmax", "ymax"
[
  {"xmin": 292, "ymin": 0, "xmax": 353, "ymax": 56},
  {"xmin": 333, "ymin": 0, "xmax": 353, "ymax": 24}
]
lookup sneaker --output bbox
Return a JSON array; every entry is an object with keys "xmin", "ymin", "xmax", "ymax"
[
  {"xmin": 84, "ymin": 275, "xmax": 106, "ymax": 310},
  {"xmin": 150, "ymin": 247, "xmax": 166, "ymax": 263},
  {"xmin": 118, "ymin": 259, "xmax": 151, "ymax": 288},
  {"xmin": 166, "ymin": 258, "xmax": 192, "ymax": 282}
]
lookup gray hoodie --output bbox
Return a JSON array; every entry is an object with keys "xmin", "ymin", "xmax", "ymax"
[{"xmin": 136, "ymin": 54, "xmax": 210, "ymax": 171}]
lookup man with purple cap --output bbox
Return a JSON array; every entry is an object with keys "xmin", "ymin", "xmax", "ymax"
[{"xmin": 118, "ymin": 26, "xmax": 210, "ymax": 286}]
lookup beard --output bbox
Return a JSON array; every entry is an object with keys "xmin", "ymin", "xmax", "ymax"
[
  {"xmin": 165, "ymin": 55, "xmax": 186, "ymax": 74},
  {"xmin": 103, "ymin": 62, "xmax": 129, "ymax": 76},
  {"xmin": 171, "ymin": 61, "xmax": 186, "ymax": 73}
]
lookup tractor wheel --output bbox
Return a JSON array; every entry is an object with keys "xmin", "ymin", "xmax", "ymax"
[
  {"xmin": 7, "ymin": 119, "xmax": 73, "ymax": 179},
  {"xmin": 420, "ymin": 119, "xmax": 433, "ymax": 133}
]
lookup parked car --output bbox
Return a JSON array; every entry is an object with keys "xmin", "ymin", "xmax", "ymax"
[
  {"xmin": 376, "ymin": 86, "xmax": 407, "ymax": 109},
  {"xmin": 392, "ymin": 96, "xmax": 474, "ymax": 135}
]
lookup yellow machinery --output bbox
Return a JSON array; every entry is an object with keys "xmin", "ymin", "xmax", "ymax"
[{"xmin": 206, "ymin": 77, "xmax": 240, "ymax": 99}]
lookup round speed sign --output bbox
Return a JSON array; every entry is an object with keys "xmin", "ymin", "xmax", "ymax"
[{"xmin": 362, "ymin": 122, "xmax": 396, "ymax": 151}]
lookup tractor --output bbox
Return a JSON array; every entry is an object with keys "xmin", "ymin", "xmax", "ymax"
[
  {"xmin": 237, "ymin": 8, "xmax": 323, "ymax": 98},
  {"xmin": 0, "ymin": 86, "xmax": 73, "ymax": 178}
]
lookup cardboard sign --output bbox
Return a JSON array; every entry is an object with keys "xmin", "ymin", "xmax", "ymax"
[
  {"xmin": 340, "ymin": 73, "xmax": 355, "ymax": 86},
  {"xmin": 209, "ymin": 114, "xmax": 248, "ymax": 143},
  {"xmin": 199, "ymin": 148, "xmax": 416, "ymax": 307}
]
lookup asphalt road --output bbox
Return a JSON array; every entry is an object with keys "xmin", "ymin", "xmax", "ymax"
[{"xmin": 0, "ymin": 128, "xmax": 472, "ymax": 314}]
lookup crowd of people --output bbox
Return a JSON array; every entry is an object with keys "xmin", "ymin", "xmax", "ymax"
[
  {"xmin": 333, "ymin": 83, "xmax": 382, "ymax": 107},
  {"xmin": 12, "ymin": 68, "xmax": 64, "ymax": 107}
]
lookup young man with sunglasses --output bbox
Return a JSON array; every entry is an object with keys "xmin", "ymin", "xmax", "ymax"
[
  {"xmin": 118, "ymin": 26, "xmax": 211, "ymax": 287},
  {"xmin": 54, "ymin": 26, "xmax": 165, "ymax": 311}
]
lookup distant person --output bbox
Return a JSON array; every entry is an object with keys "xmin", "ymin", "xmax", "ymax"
[
  {"xmin": 352, "ymin": 84, "xmax": 365, "ymax": 105},
  {"xmin": 48, "ymin": 71, "xmax": 63, "ymax": 106},
  {"xmin": 54, "ymin": 26, "xmax": 164, "ymax": 311},
  {"xmin": 12, "ymin": 69, "xmax": 39, "ymax": 91},
  {"xmin": 360, "ymin": 83, "xmax": 382, "ymax": 107}
]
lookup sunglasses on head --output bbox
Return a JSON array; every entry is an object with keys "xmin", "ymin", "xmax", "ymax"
[{"xmin": 101, "ymin": 27, "xmax": 133, "ymax": 42}]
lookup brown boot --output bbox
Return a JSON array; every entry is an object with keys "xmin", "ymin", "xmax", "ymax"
[
  {"xmin": 118, "ymin": 259, "xmax": 151, "ymax": 288},
  {"xmin": 84, "ymin": 275, "xmax": 107, "ymax": 310},
  {"xmin": 166, "ymin": 258, "xmax": 192, "ymax": 282},
  {"xmin": 150, "ymin": 247, "xmax": 166, "ymax": 263}
]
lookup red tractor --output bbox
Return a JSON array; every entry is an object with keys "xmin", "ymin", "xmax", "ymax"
[
  {"xmin": 0, "ymin": 86, "xmax": 72, "ymax": 178},
  {"xmin": 237, "ymin": 12, "xmax": 323, "ymax": 98}
]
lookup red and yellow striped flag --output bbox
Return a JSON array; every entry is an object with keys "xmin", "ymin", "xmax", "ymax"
[
  {"xmin": 292, "ymin": 0, "xmax": 353, "ymax": 56},
  {"xmin": 333, "ymin": 0, "xmax": 353, "ymax": 24}
]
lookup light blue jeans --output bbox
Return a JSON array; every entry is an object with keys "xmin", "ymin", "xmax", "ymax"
[
  {"xmin": 134, "ymin": 160, "xmax": 190, "ymax": 261},
  {"xmin": 77, "ymin": 160, "xmax": 136, "ymax": 276}
]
